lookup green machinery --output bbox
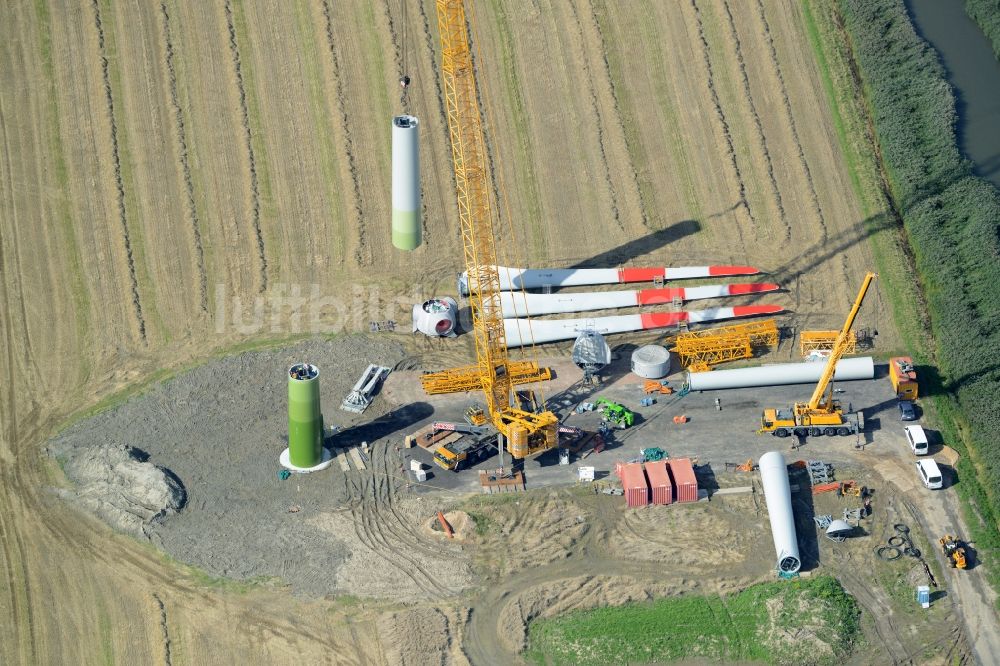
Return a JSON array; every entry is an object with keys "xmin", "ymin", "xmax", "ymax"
[
  {"xmin": 596, "ymin": 398, "xmax": 635, "ymax": 429},
  {"xmin": 641, "ymin": 447, "xmax": 666, "ymax": 462},
  {"xmin": 288, "ymin": 363, "xmax": 324, "ymax": 467}
]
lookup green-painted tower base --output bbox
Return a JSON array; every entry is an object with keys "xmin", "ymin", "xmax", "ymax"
[
  {"xmin": 392, "ymin": 209, "xmax": 420, "ymax": 250},
  {"xmin": 287, "ymin": 363, "xmax": 323, "ymax": 468}
]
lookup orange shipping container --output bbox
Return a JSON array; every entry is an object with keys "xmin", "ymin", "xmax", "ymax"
[
  {"xmin": 889, "ymin": 356, "xmax": 918, "ymax": 400},
  {"xmin": 644, "ymin": 461, "xmax": 673, "ymax": 505},
  {"xmin": 667, "ymin": 458, "xmax": 699, "ymax": 503},
  {"xmin": 619, "ymin": 463, "xmax": 650, "ymax": 508}
]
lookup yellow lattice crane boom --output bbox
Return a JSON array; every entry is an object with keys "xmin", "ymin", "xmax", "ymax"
[
  {"xmin": 759, "ymin": 272, "xmax": 877, "ymax": 438},
  {"xmin": 671, "ymin": 319, "xmax": 779, "ymax": 371},
  {"xmin": 422, "ymin": 0, "xmax": 557, "ymax": 458}
]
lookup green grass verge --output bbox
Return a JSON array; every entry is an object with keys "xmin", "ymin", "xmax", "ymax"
[
  {"xmin": 825, "ymin": 0, "xmax": 1000, "ymax": 601},
  {"xmin": 525, "ymin": 575, "xmax": 860, "ymax": 666}
]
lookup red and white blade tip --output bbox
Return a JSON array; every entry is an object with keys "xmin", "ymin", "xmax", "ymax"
[
  {"xmin": 708, "ymin": 265, "xmax": 760, "ymax": 276},
  {"xmin": 731, "ymin": 305, "xmax": 785, "ymax": 316}
]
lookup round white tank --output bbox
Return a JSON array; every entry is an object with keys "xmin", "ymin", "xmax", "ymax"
[
  {"xmin": 631, "ymin": 345, "xmax": 671, "ymax": 379},
  {"xmin": 412, "ymin": 297, "xmax": 458, "ymax": 337}
]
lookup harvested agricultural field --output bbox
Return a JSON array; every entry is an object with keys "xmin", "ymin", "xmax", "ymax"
[{"xmin": 1, "ymin": 0, "xmax": 909, "ymax": 663}]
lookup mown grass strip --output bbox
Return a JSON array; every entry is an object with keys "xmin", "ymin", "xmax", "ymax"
[{"xmin": 526, "ymin": 576, "xmax": 860, "ymax": 665}]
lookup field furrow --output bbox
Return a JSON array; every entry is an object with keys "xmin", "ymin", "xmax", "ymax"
[
  {"xmin": 160, "ymin": 2, "xmax": 208, "ymax": 314},
  {"xmin": 223, "ymin": 0, "xmax": 269, "ymax": 292},
  {"xmin": 91, "ymin": 0, "xmax": 147, "ymax": 341}
]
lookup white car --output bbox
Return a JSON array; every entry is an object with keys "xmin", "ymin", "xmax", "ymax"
[
  {"xmin": 916, "ymin": 459, "xmax": 943, "ymax": 490},
  {"xmin": 905, "ymin": 425, "xmax": 929, "ymax": 455}
]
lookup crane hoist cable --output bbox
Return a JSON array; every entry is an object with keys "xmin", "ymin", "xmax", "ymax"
[
  {"xmin": 398, "ymin": 0, "xmax": 411, "ymax": 108},
  {"xmin": 465, "ymin": 0, "xmax": 549, "ymax": 407}
]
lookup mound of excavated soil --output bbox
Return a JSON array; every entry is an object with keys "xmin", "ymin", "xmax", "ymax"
[{"xmin": 49, "ymin": 442, "xmax": 186, "ymax": 538}]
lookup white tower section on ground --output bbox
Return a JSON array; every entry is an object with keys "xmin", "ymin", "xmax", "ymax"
[
  {"xmin": 759, "ymin": 451, "xmax": 801, "ymax": 574},
  {"xmin": 392, "ymin": 115, "xmax": 421, "ymax": 250}
]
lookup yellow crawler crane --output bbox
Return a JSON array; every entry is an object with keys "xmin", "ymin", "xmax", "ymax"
[
  {"xmin": 419, "ymin": 0, "xmax": 558, "ymax": 459},
  {"xmin": 759, "ymin": 273, "xmax": 876, "ymax": 438},
  {"xmin": 671, "ymin": 319, "xmax": 779, "ymax": 372}
]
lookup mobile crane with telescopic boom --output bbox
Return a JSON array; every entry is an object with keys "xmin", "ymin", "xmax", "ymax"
[{"xmin": 759, "ymin": 272, "xmax": 876, "ymax": 438}]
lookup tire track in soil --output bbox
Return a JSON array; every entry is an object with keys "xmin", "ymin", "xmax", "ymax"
[
  {"xmin": 160, "ymin": 2, "xmax": 207, "ymax": 313},
  {"xmin": 320, "ymin": 0, "xmax": 367, "ymax": 267},
  {"xmin": 345, "ymin": 475, "xmax": 441, "ymax": 598},
  {"xmin": 9, "ymin": 509, "xmax": 38, "ymax": 660},
  {"xmin": 92, "ymin": 0, "xmax": 147, "ymax": 341},
  {"xmin": 343, "ymin": 450, "xmax": 452, "ymax": 599},
  {"xmin": 586, "ymin": 1, "xmax": 651, "ymax": 231},
  {"xmin": 369, "ymin": 456, "xmax": 456, "ymax": 593},
  {"xmin": 0, "ymin": 94, "xmax": 36, "ymax": 405},
  {"xmin": 0, "ymin": 504, "xmax": 29, "ymax": 661},
  {"xmin": 223, "ymin": 0, "xmax": 268, "ymax": 292},
  {"xmin": 0, "ymin": 97, "xmax": 41, "ymax": 380},
  {"xmin": 376, "ymin": 447, "xmax": 457, "ymax": 564},
  {"xmin": 689, "ymin": 0, "xmax": 751, "ymax": 248},
  {"xmin": 754, "ymin": 0, "xmax": 827, "ymax": 242},
  {"xmin": 720, "ymin": 0, "xmax": 789, "ymax": 242},
  {"xmin": 564, "ymin": 0, "xmax": 624, "ymax": 233},
  {"xmin": 839, "ymin": 567, "xmax": 909, "ymax": 663}
]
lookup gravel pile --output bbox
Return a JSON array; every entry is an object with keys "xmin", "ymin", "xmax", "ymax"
[{"xmin": 48, "ymin": 335, "xmax": 407, "ymax": 595}]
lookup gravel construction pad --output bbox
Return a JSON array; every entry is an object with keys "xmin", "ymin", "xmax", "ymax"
[{"xmin": 48, "ymin": 335, "xmax": 407, "ymax": 595}]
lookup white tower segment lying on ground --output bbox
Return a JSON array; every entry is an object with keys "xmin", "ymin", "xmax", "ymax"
[
  {"xmin": 460, "ymin": 265, "xmax": 761, "ymax": 295},
  {"xmin": 391, "ymin": 115, "xmax": 421, "ymax": 250},
  {"xmin": 498, "ymin": 282, "xmax": 780, "ymax": 317},
  {"xmin": 502, "ymin": 305, "xmax": 783, "ymax": 347},
  {"xmin": 759, "ymin": 451, "xmax": 802, "ymax": 574}
]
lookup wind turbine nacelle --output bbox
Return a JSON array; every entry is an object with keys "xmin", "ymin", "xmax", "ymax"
[{"xmin": 412, "ymin": 298, "xmax": 458, "ymax": 337}]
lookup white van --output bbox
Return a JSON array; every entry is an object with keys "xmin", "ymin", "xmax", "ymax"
[
  {"xmin": 916, "ymin": 459, "xmax": 943, "ymax": 489},
  {"xmin": 905, "ymin": 425, "xmax": 929, "ymax": 455}
]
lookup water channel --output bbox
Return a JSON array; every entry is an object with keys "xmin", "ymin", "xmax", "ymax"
[{"xmin": 905, "ymin": 0, "xmax": 1000, "ymax": 188}]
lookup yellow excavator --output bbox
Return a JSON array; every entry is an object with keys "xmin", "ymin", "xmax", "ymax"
[
  {"xmin": 419, "ymin": 0, "xmax": 558, "ymax": 460},
  {"xmin": 939, "ymin": 534, "xmax": 968, "ymax": 569},
  {"xmin": 759, "ymin": 272, "xmax": 876, "ymax": 438}
]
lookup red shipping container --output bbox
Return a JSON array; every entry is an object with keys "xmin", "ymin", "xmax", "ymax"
[
  {"xmin": 667, "ymin": 458, "xmax": 699, "ymax": 503},
  {"xmin": 643, "ymin": 461, "xmax": 673, "ymax": 505},
  {"xmin": 619, "ymin": 462, "xmax": 650, "ymax": 508}
]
